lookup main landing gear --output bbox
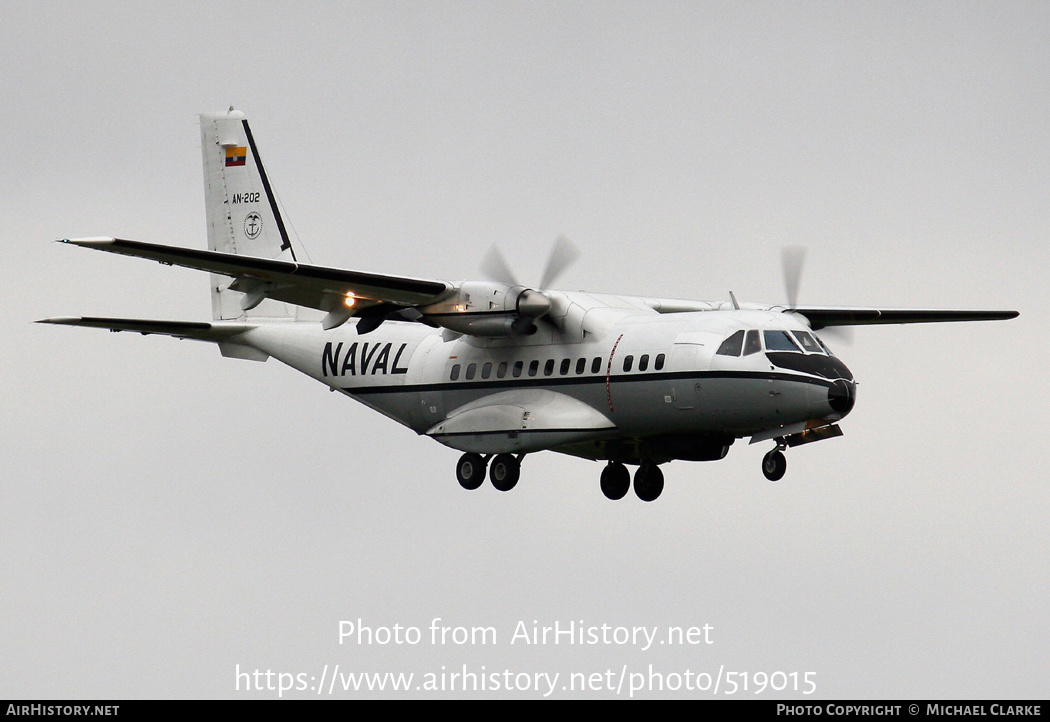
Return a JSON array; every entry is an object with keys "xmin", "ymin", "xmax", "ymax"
[
  {"xmin": 456, "ymin": 453, "xmax": 666, "ymax": 501},
  {"xmin": 601, "ymin": 460, "xmax": 664, "ymax": 502},
  {"xmin": 456, "ymin": 452, "xmax": 522, "ymax": 492},
  {"xmin": 455, "ymin": 453, "xmax": 487, "ymax": 490}
]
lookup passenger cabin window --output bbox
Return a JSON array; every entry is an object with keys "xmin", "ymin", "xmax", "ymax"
[
  {"xmin": 544, "ymin": 359, "xmax": 555, "ymax": 376},
  {"xmin": 513, "ymin": 361, "xmax": 523, "ymax": 378},
  {"xmin": 560, "ymin": 359, "xmax": 570, "ymax": 375},
  {"xmin": 466, "ymin": 363, "xmax": 477, "ymax": 380},
  {"xmin": 638, "ymin": 354, "xmax": 649, "ymax": 371},
  {"xmin": 497, "ymin": 361, "xmax": 508, "ymax": 378},
  {"xmin": 792, "ymin": 331, "xmax": 823, "ymax": 354},
  {"xmin": 715, "ymin": 330, "xmax": 745, "ymax": 356},
  {"xmin": 743, "ymin": 330, "xmax": 761, "ymax": 355},
  {"xmin": 591, "ymin": 357, "xmax": 602, "ymax": 374},
  {"xmin": 763, "ymin": 330, "xmax": 801, "ymax": 352},
  {"xmin": 575, "ymin": 358, "xmax": 586, "ymax": 374},
  {"xmin": 528, "ymin": 360, "xmax": 539, "ymax": 377},
  {"xmin": 623, "ymin": 355, "xmax": 634, "ymax": 372},
  {"xmin": 654, "ymin": 353, "xmax": 665, "ymax": 370},
  {"xmin": 481, "ymin": 362, "xmax": 492, "ymax": 379},
  {"xmin": 450, "ymin": 364, "xmax": 460, "ymax": 381}
]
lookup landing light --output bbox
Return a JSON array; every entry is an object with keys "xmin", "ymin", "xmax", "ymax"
[{"xmin": 344, "ymin": 293, "xmax": 357, "ymax": 308}]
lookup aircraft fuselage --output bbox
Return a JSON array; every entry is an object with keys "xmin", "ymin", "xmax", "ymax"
[{"xmin": 240, "ymin": 300, "xmax": 854, "ymax": 466}]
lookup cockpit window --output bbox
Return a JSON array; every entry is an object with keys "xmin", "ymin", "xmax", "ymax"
[
  {"xmin": 791, "ymin": 331, "xmax": 823, "ymax": 354},
  {"xmin": 763, "ymin": 330, "xmax": 801, "ymax": 352},
  {"xmin": 815, "ymin": 335, "xmax": 834, "ymax": 356},
  {"xmin": 715, "ymin": 330, "xmax": 745, "ymax": 356},
  {"xmin": 743, "ymin": 330, "xmax": 761, "ymax": 356}
]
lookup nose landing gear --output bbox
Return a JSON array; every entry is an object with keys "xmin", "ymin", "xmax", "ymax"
[{"xmin": 762, "ymin": 445, "xmax": 787, "ymax": 482}]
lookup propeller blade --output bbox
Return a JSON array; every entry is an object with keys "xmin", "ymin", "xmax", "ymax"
[
  {"xmin": 480, "ymin": 245, "xmax": 519, "ymax": 287},
  {"xmin": 540, "ymin": 235, "xmax": 580, "ymax": 290},
  {"xmin": 781, "ymin": 245, "xmax": 807, "ymax": 309},
  {"xmin": 820, "ymin": 325, "xmax": 855, "ymax": 348}
]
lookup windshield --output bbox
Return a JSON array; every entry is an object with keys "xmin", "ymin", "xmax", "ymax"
[
  {"xmin": 791, "ymin": 331, "xmax": 823, "ymax": 353},
  {"xmin": 763, "ymin": 330, "xmax": 801, "ymax": 352}
]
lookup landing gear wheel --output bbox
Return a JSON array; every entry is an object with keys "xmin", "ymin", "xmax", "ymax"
[
  {"xmin": 489, "ymin": 453, "xmax": 520, "ymax": 492},
  {"xmin": 600, "ymin": 462, "xmax": 630, "ymax": 500},
  {"xmin": 456, "ymin": 453, "xmax": 486, "ymax": 490},
  {"xmin": 633, "ymin": 461, "xmax": 664, "ymax": 502},
  {"xmin": 762, "ymin": 449, "xmax": 787, "ymax": 482}
]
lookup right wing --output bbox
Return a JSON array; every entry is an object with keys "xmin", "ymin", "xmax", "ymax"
[{"xmin": 60, "ymin": 237, "xmax": 454, "ymax": 324}]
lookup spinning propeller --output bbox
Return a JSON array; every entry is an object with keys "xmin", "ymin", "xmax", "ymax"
[
  {"xmin": 474, "ymin": 235, "xmax": 580, "ymax": 331},
  {"xmin": 481, "ymin": 234, "xmax": 579, "ymax": 297},
  {"xmin": 781, "ymin": 245, "xmax": 852, "ymax": 346}
]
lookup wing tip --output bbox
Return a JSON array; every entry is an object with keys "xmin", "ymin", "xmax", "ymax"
[
  {"xmin": 56, "ymin": 237, "xmax": 118, "ymax": 247},
  {"xmin": 36, "ymin": 316, "xmax": 83, "ymax": 325}
]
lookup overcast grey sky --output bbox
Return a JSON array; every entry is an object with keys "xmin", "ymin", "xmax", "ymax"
[{"xmin": 3, "ymin": 1, "xmax": 1047, "ymax": 699}]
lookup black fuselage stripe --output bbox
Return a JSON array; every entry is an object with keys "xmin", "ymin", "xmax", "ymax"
[{"xmin": 343, "ymin": 370, "xmax": 837, "ymax": 396}]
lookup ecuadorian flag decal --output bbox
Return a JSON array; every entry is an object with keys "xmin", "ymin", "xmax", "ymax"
[{"xmin": 225, "ymin": 146, "xmax": 247, "ymax": 167}]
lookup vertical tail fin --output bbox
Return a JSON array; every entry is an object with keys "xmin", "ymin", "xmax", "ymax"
[{"xmin": 200, "ymin": 109, "xmax": 298, "ymax": 320}]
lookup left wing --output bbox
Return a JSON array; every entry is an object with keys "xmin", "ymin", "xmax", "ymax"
[{"xmin": 789, "ymin": 306, "xmax": 1019, "ymax": 329}]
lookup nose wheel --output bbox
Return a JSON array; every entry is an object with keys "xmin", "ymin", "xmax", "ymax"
[{"xmin": 762, "ymin": 448, "xmax": 787, "ymax": 482}]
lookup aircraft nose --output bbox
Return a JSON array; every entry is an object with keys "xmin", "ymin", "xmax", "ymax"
[{"xmin": 828, "ymin": 378, "xmax": 856, "ymax": 416}]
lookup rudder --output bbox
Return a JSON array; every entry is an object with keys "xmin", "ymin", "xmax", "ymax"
[{"xmin": 200, "ymin": 109, "xmax": 298, "ymax": 320}]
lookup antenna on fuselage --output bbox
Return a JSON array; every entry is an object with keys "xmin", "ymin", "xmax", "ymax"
[{"xmin": 729, "ymin": 291, "xmax": 741, "ymax": 310}]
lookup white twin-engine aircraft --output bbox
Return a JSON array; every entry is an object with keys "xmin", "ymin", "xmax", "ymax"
[{"xmin": 42, "ymin": 110, "xmax": 1018, "ymax": 502}]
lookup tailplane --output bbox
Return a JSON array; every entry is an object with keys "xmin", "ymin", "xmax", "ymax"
[{"xmin": 200, "ymin": 109, "xmax": 299, "ymax": 321}]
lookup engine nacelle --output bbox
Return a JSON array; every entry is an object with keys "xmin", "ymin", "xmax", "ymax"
[{"xmin": 419, "ymin": 281, "xmax": 552, "ymax": 337}]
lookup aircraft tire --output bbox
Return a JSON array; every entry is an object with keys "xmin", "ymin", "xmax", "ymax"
[
  {"xmin": 600, "ymin": 462, "xmax": 630, "ymax": 500},
  {"xmin": 456, "ymin": 453, "xmax": 487, "ymax": 490},
  {"xmin": 489, "ymin": 454, "xmax": 520, "ymax": 492},
  {"xmin": 762, "ymin": 450, "xmax": 787, "ymax": 482},
  {"xmin": 634, "ymin": 461, "xmax": 664, "ymax": 502}
]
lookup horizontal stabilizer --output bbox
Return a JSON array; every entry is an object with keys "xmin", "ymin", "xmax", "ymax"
[{"xmin": 37, "ymin": 316, "xmax": 252, "ymax": 340}]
